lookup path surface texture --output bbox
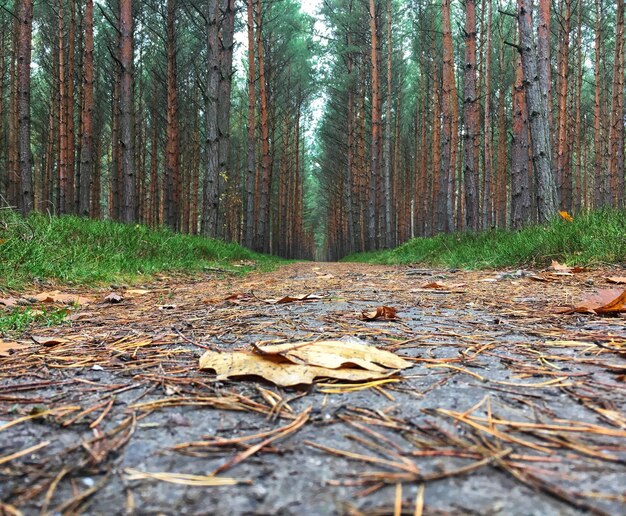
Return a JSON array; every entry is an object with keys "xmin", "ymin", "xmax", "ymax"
[{"xmin": 1, "ymin": 262, "xmax": 625, "ymax": 515}]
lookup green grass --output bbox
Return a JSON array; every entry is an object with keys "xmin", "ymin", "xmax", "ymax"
[
  {"xmin": 0, "ymin": 210, "xmax": 281, "ymax": 291},
  {"xmin": 0, "ymin": 305, "xmax": 70, "ymax": 334},
  {"xmin": 345, "ymin": 210, "xmax": 626, "ymax": 269}
]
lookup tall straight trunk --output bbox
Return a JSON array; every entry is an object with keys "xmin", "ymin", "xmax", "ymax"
[
  {"xmin": 119, "ymin": 0, "xmax": 136, "ymax": 223},
  {"xmin": 57, "ymin": 2, "xmax": 68, "ymax": 214},
  {"xmin": 79, "ymin": 0, "xmax": 94, "ymax": 217},
  {"xmin": 367, "ymin": 0, "xmax": 381, "ymax": 250},
  {"xmin": 244, "ymin": 0, "xmax": 256, "ymax": 248},
  {"xmin": 165, "ymin": 0, "xmax": 179, "ymax": 230},
  {"xmin": 149, "ymin": 92, "xmax": 158, "ymax": 227},
  {"xmin": 593, "ymin": 0, "xmax": 606, "ymax": 208},
  {"xmin": 17, "ymin": 0, "xmax": 33, "ymax": 216},
  {"xmin": 482, "ymin": 0, "xmax": 494, "ymax": 229},
  {"xmin": 608, "ymin": 0, "xmax": 625, "ymax": 207},
  {"xmin": 517, "ymin": 0, "xmax": 557, "ymax": 222},
  {"xmin": 537, "ymin": 0, "xmax": 552, "ymax": 142},
  {"xmin": 203, "ymin": 0, "xmax": 220, "ymax": 237},
  {"xmin": 191, "ymin": 82, "xmax": 200, "ymax": 234},
  {"xmin": 440, "ymin": 0, "xmax": 455, "ymax": 232},
  {"xmin": 383, "ymin": 0, "xmax": 393, "ymax": 247},
  {"xmin": 431, "ymin": 61, "xmax": 441, "ymax": 236},
  {"xmin": 511, "ymin": 56, "xmax": 531, "ymax": 228},
  {"xmin": 256, "ymin": 0, "xmax": 271, "ymax": 252},
  {"xmin": 573, "ymin": 1, "xmax": 583, "ymax": 213},
  {"xmin": 462, "ymin": 0, "xmax": 479, "ymax": 231},
  {"xmin": 217, "ymin": 0, "xmax": 235, "ymax": 238},
  {"xmin": 66, "ymin": 0, "xmax": 76, "ymax": 213},
  {"xmin": 0, "ymin": 30, "xmax": 5, "ymax": 201},
  {"xmin": 556, "ymin": 0, "xmax": 571, "ymax": 211},
  {"xmin": 496, "ymin": 81, "xmax": 508, "ymax": 227}
]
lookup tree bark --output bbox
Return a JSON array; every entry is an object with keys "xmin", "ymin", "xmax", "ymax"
[
  {"xmin": 462, "ymin": 0, "xmax": 479, "ymax": 231},
  {"xmin": 517, "ymin": 0, "xmax": 557, "ymax": 223},
  {"xmin": 165, "ymin": 0, "xmax": 179, "ymax": 230},
  {"xmin": 119, "ymin": 0, "xmax": 136, "ymax": 223},
  {"xmin": 17, "ymin": 0, "xmax": 33, "ymax": 216},
  {"xmin": 511, "ymin": 56, "xmax": 531, "ymax": 229},
  {"xmin": 244, "ymin": 0, "xmax": 256, "ymax": 248},
  {"xmin": 79, "ymin": 0, "xmax": 94, "ymax": 217},
  {"xmin": 367, "ymin": 0, "xmax": 381, "ymax": 250}
]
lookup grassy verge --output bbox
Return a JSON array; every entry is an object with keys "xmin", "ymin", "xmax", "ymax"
[
  {"xmin": 0, "ymin": 210, "xmax": 282, "ymax": 292},
  {"xmin": 345, "ymin": 210, "xmax": 626, "ymax": 269}
]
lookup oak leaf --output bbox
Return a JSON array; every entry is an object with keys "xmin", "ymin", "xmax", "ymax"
[{"xmin": 361, "ymin": 306, "xmax": 398, "ymax": 321}]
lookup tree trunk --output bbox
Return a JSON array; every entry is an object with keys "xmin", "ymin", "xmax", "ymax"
[
  {"xmin": 367, "ymin": 0, "xmax": 381, "ymax": 250},
  {"xmin": 119, "ymin": 0, "xmax": 136, "ymax": 223},
  {"xmin": 608, "ymin": 0, "xmax": 625, "ymax": 207},
  {"xmin": 556, "ymin": 0, "xmax": 571, "ymax": 211},
  {"xmin": 383, "ymin": 0, "xmax": 393, "ymax": 247},
  {"xmin": 244, "ymin": 0, "xmax": 256, "ymax": 248},
  {"xmin": 79, "ymin": 0, "xmax": 94, "ymax": 217},
  {"xmin": 462, "ymin": 0, "xmax": 479, "ymax": 231},
  {"xmin": 165, "ymin": 0, "xmax": 179, "ymax": 230},
  {"xmin": 517, "ymin": 0, "xmax": 557, "ymax": 223},
  {"xmin": 17, "ymin": 0, "xmax": 33, "ymax": 216},
  {"xmin": 217, "ymin": 0, "xmax": 235, "ymax": 238},
  {"xmin": 511, "ymin": 56, "xmax": 531, "ymax": 228},
  {"xmin": 256, "ymin": 0, "xmax": 271, "ymax": 252}
]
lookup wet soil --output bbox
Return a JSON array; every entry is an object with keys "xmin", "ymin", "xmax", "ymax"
[{"xmin": 1, "ymin": 262, "xmax": 625, "ymax": 515}]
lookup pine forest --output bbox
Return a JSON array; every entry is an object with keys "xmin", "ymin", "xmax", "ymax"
[{"xmin": 0, "ymin": 0, "xmax": 624, "ymax": 260}]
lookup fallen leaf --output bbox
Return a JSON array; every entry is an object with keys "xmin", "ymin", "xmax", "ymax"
[
  {"xmin": 265, "ymin": 293, "xmax": 324, "ymax": 304},
  {"xmin": 559, "ymin": 289, "xmax": 626, "ymax": 315},
  {"xmin": 69, "ymin": 312, "xmax": 94, "ymax": 322},
  {"xmin": 0, "ymin": 297, "xmax": 18, "ymax": 308},
  {"xmin": 33, "ymin": 291, "xmax": 91, "ymax": 306},
  {"xmin": 550, "ymin": 261, "xmax": 589, "ymax": 274},
  {"xmin": 253, "ymin": 340, "xmax": 411, "ymax": 372},
  {"xmin": 559, "ymin": 211, "xmax": 574, "ymax": 222},
  {"xmin": 104, "ymin": 293, "xmax": 124, "ymax": 304},
  {"xmin": 420, "ymin": 282, "xmax": 448, "ymax": 289},
  {"xmin": 126, "ymin": 289, "xmax": 151, "ymax": 296},
  {"xmin": 199, "ymin": 349, "xmax": 398, "ymax": 387},
  {"xmin": 361, "ymin": 306, "xmax": 399, "ymax": 321},
  {"xmin": 607, "ymin": 277, "xmax": 626, "ymax": 285},
  {"xmin": 222, "ymin": 293, "xmax": 254, "ymax": 305},
  {"xmin": 0, "ymin": 340, "xmax": 26, "ymax": 357},
  {"xmin": 31, "ymin": 335, "xmax": 70, "ymax": 347}
]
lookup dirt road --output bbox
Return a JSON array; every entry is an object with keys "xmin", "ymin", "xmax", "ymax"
[{"xmin": 1, "ymin": 262, "xmax": 625, "ymax": 515}]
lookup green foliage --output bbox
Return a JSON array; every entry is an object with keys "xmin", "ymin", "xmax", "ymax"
[
  {"xmin": 344, "ymin": 210, "xmax": 626, "ymax": 269},
  {"xmin": 0, "ymin": 306, "xmax": 69, "ymax": 335},
  {"xmin": 0, "ymin": 211, "xmax": 281, "ymax": 291}
]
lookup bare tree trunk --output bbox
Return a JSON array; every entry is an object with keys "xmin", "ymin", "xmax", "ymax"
[
  {"xmin": 462, "ymin": 0, "xmax": 479, "ymax": 231},
  {"xmin": 367, "ymin": 0, "xmax": 381, "ymax": 250},
  {"xmin": 517, "ymin": 0, "xmax": 557, "ymax": 222},
  {"xmin": 217, "ymin": 0, "xmax": 235, "ymax": 238},
  {"xmin": 79, "ymin": 0, "xmax": 94, "ymax": 217},
  {"xmin": 608, "ymin": 0, "xmax": 625, "ymax": 207},
  {"xmin": 67, "ymin": 0, "xmax": 76, "ymax": 213},
  {"xmin": 593, "ymin": 0, "xmax": 606, "ymax": 208},
  {"xmin": 244, "ymin": 0, "xmax": 256, "ymax": 248},
  {"xmin": 119, "ymin": 0, "xmax": 136, "ymax": 223},
  {"xmin": 383, "ymin": 0, "xmax": 393, "ymax": 247},
  {"xmin": 17, "ymin": 0, "xmax": 33, "ymax": 216},
  {"xmin": 511, "ymin": 56, "xmax": 531, "ymax": 228},
  {"xmin": 431, "ymin": 61, "xmax": 441, "ymax": 237},
  {"xmin": 556, "ymin": 0, "xmax": 571, "ymax": 211},
  {"xmin": 256, "ymin": 0, "xmax": 271, "ymax": 252},
  {"xmin": 440, "ymin": 0, "xmax": 455, "ymax": 232},
  {"xmin": 165, "ymin": 0, "xmax": 179, "ymax": 230}
]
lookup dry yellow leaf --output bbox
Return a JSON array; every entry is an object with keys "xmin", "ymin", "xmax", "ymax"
[
  {"xmin": 0, "ymin": 340, "xmax": 27, "ymax": 357},
  {"xmin": 254, "ymin": 340, "xmax": 411, "ymax": 372},
  {"xmin": 199, "ymin": 349, "xmax": 399, "ymax": 387}
]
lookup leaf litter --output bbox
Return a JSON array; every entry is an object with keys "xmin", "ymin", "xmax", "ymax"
[{"xmin": 0, "ymin": 262, "xmax": 625, "ymax": 514}]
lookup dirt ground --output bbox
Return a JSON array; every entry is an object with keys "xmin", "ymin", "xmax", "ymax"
[{"xmin": 1, "ymin": 262, "xmax": 625, "ymax": 515}]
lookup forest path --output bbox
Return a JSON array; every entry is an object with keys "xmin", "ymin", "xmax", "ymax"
[{"xmin": 1, "ymin": 262, "xmax": 626, "ymax": 515}]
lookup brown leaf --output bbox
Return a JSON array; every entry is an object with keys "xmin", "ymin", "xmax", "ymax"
[
  {"xmin": 562, "ymin": 289, "xmax": 626, "ymax": 315},
  {"xmin": 265, "ymin": 293, "xmax": 324, "ymax": 304},
  {"xmin": 0, "ymin": 340, "xmax": 27, "ymax": 357},
  {"xmin": 0, "ymin": 297, "xmax": 19, "ymax": 308},
  {"xmin": 420, "ymin": 282, "xmax": 448, "ymax": 289},
  {"xmin": 31, "ymin": 335, "xmax": 70, "ymax": 347},
  {"xmin": 253, "ymin": 340, "xmax": 411, "ymax": 372},
  {"xmin": 199, "ymin": 349, "xmax": 398, "ymax": 387},
  {"xmin": 550, "ymin": 261, "xmax": 589, "ymax": 274},
  {"xmin": 104, "ymin": 293, "xmax": 124, "ymax": 304},
  {"xmin": 33, "ymin": 291, "xmax": 92, "ymax": 306},
  {"xmin": 607, "ymin": 277, "xmax": 626, "ymax": 285},
  {"xmin": 361, "ymin": 306, "xmax": 398, "ymax": 321}
]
